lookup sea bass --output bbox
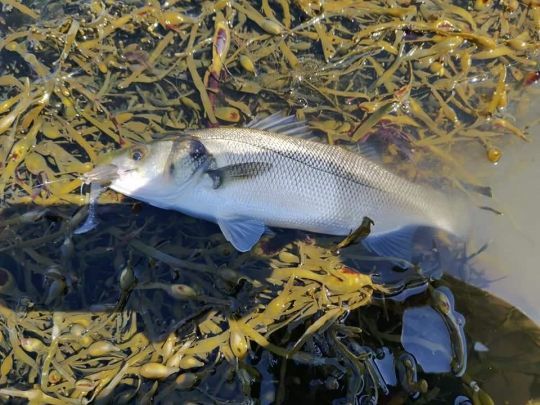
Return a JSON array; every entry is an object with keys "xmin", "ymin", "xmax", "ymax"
[{"xmin": 90, "ymin": 114, "xmax": 469, "ymax": 256}]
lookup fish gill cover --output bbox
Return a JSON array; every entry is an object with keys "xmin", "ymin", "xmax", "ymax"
[{"xmin": 0, "ymin": 0, "xmax": 539, "ymax": 403}]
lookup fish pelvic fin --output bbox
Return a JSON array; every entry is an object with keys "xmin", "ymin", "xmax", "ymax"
[{"xmin": 217, "ymin": 216, "xmax": 266, "ymax": 252}]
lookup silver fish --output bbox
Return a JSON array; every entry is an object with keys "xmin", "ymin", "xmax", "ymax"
[{"xmin": 90, "ymin": 114, "xmax": 469, "ymax": 255}]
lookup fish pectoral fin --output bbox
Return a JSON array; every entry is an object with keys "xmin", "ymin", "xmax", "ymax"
[
  {"xmin": 246, "ymin": 112, "xmax": 312, "ymax": 138},
  {"xmin": 217, "ymin": 216, "xmax": 266, "ymax": 252},
  {"xmin": 206, "ymin": 162, "xmax": 272, "ymax": 189},
  {"xmin": 362, "ymin": 226, "xmax": 421, "ymax": 262}
]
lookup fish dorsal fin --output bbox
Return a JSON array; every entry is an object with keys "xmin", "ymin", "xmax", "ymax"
[
  {"xmin": 217, "ymin": 216, "xmax": 266, "ymax": 252},
  {"xmin": 350, "ymin": 142, "xmax": 381, "ymax": 161},
  {"xmin": 246, "ymin": 112, "xmax": 312, "ymax": 137},
  {"xmin": 362, "ymin": 226, "xmax": 421, "ymax": 262}
]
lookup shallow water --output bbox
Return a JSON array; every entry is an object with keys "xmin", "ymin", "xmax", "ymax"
[
  {"xmin": 471, "ymin": 137, "xmax": 540, "ymax": 324},
  {"xmin": 448, "ymin": 101, "xmax": 540, "ymax": 324}
]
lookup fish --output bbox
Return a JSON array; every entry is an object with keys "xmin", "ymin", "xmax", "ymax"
[{"xmin": 87, "ymin": 113, "xmax": 470, "ymax": 257}]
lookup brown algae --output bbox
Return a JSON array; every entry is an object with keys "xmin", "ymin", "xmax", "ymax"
[{"xmin": 0, "ymin": 0, "xmax": 539, "ymax": 403}]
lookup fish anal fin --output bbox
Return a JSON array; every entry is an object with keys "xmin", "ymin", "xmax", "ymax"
[
  {"xmin": 217, "ymin": 217, "xmax": 266, "ymax": 252},
  {"xmin": 362, "ymin": 226, "xmax": 422, "ymax": 262},
  {"xmin": 207, "ymin": 162, "xmax": 272, "ymax": 189}
]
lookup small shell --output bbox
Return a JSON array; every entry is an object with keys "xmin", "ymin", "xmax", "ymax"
[
  {"xmin": 139, "ymin": 362, "xmax": 179, "ymax": 379},
  {"xmin": 178, "ymin": 356, "xmax": 204, "ymax": 369}
]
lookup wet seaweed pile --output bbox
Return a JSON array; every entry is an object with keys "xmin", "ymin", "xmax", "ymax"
[
  {"xmin": 0, "ymin": 211, "xmax": 385, "ymax": 403},
  {"xmin": 0, "ymin": 0, "xmax": 539, "ymax": 403}
]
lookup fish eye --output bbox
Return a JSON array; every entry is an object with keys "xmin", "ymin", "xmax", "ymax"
[{"xmin": 131, "ymin": 148, "xmax": 145, "ymax": 161}]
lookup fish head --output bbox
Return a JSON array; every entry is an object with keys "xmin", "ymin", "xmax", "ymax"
[
  {"xmin": 83, "ymin": 140, "xmax": 174, "ymax": 198},
  {"xmin": 85, "ymin": 137, "xmax": 211, "ymax": 202},
  {"xmin": 107, "ymin": 141, "xmax": 174, "ymax": 194}
]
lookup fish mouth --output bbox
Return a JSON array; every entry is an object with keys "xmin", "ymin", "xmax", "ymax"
[{"xmin": 82, "ymin": 164, "xmax": 122, "ymax": 185}]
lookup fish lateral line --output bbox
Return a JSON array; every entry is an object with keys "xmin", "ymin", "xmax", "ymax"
[{"xmin": 191, "ymin": 131, "xmax": 379, "ymax": 191}]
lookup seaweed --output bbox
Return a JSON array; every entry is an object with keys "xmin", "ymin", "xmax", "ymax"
[{"xmin": 0, "ymin": 0, "xmax": 539, "ymax": 403}]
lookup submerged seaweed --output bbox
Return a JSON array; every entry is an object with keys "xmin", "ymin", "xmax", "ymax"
[{"xmin": 0, "ymin": 0, "xmax": 539, "ymax": 403}]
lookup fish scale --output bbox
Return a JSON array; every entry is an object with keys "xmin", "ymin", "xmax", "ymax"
[{"xmin": 190, "ymin": 127, "xmax": 448, "ymax": 235}]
